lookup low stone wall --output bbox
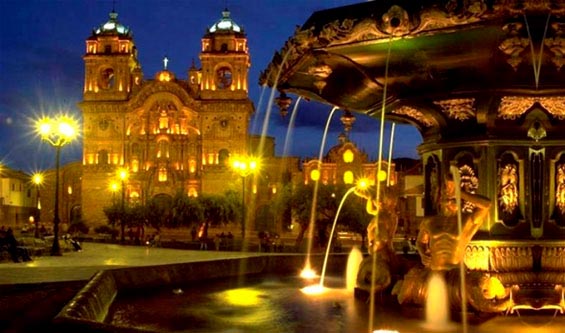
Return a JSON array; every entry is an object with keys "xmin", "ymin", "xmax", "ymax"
[{"xmin": 53, "ymin": 253, "xmax": 348, "ymax": 333}]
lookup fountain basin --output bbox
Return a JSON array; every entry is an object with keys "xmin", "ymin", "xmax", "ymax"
[{"xmin": 53, "ymin": 254, "xmax": 349, "ymax": 333}]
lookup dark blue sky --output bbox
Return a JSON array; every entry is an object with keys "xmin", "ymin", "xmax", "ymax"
[{"xmin": 0, "ymin": 0, "xmax": 422, "ymax": 172}]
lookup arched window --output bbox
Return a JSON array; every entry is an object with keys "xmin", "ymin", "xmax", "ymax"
[{"xmin": 99, "ymin": 68, "xmax": 115, "ymax": 89}]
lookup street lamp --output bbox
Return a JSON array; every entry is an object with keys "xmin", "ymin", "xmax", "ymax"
[
  {"xmin": 231, "ymin": 156, "xmax": 259, "ymax": 239},
  {"xmin": 32, "ymin": 172, "xmax": 43, "ymax": 238},
  {"xmin": 35, "ymin": 115, "xmax": 79, "ymax": 256},
  {"xmin": 117, "ymin": 167, "xmax": 129, "ymax": 243}
]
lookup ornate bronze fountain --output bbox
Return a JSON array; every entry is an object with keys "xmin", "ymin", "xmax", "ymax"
[{"xmin": 262, "ymin": 0, "xmax": 565, "ymax": 314}]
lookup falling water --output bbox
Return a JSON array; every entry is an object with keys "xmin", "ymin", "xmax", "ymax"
[
  {"xmin": 346, "ymin": 246, "xmax": 363, "ymax": 292},
  {"xmin": 369, "ymin": 37, "xmax": 393, "ymax": 333},
  {"xmin": 303, "ymin": 106, "xmax": 339, "ymax": 275},
  {"xmin": 523, "ymin": 13, "xmax": 551, "ymax": 89},
  {"xmin": 424, "ymin": 272, "xmax": 452, "ymax": 331},
  {"xmin": 251, "ymin": 84, "xmax": 268, "ymax": 134},
  {"xmin": 257, "ymin": 50, "xmax": 292, "ymax": 156},
  {"xmin": 386, "ymin": 123, "xmax": 396, "ymax": 187},
  {"xmin": 282, "ymin": 96, "xmax": 302, "ymax": 158},
  {"xmin": 318, "ymin": 186, "xmax": 356, "ymax": 288},
  {"xmin": 451, "ymin": 165, "xmax": 467, "ymax": 333}
]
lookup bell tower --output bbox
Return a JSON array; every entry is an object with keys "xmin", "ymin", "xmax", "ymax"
[
  {"xmin": 83, "ymin": 11, "xmax": 141, "ymax": 101},
  {"xmin": 79, "ymin": 10, "xmax": 142, "ymax": 224},
  {"xmin": 199, "ymin": 9, "xmax": 250, "ymax": 100},
  {"xmin": 197, "ymin": 9, "xmax": 254, "ymax": 193}
]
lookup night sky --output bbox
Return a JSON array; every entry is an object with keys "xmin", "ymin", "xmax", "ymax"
[{"xmin": 0, "ymin": 0, "xmax": 422, "ymax": 173}]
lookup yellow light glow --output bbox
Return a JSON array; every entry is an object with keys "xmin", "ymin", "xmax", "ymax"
[
  {"xmin": 373, "ymin": 330, "xmax": 400, "ymax": 333},
  {"xmin": 301, "ymin": 284, "xmax": 326, "ymax": 295},
  {"xmin": 310, "ymin": 169, "xmax": 320, "ymax": 181},
  {"xmin": 231, "ymin": 156, "xmax": 260, "ymax": 177},
  {"xmin": 109, "ymin": 181, "xmax": 119, "ymax": 192},
  {"xmin": 378, "ymin": 170, "xmax": 387, "ymax": 182},
  {"xmin": 222, "ymin": 288, "xmax": 262, "ymax": 306},
  {"xmin": 37, "ymin": 119, "xmax": 52, "ymax": 136},
  {"xmin": 35, "ymin": 115, "xmax": 79, "ymax": 146},
  {"xmin": 343, "ymin": 170, "xmax": 354, "ymax": 184},
  {"xmin": 32, "ymin": 173, "xmax": 43, "ymax": 185},
  {"xmin": 356, "ymin": 178, "xmax": 369, "ymax": 190},
  {"xmin": 118, "ymin": 168, "xmax": 129, "ymax": 181},
  {"xmin": 58, "ymin": 116, "xmax": 78, "ymax": 139},
  {"xmin": 342, "ymin": 149, "xmax": 354, "ymax": 163},
  {"xmin": 300, "ymin": 267, "xmax": 318, "ymax": 279}
]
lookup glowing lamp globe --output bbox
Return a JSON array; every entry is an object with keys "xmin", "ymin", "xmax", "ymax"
[
  {"xmin": 343, "ymin": 170, "xmax": 354, "ymax": 184},
  {"xmin": 310, "ymin": 169, "xmax": 320, "ymax": 181},
  {"xmin": 356, "ymin": 178, "xmax": 369, "ymax": 190},
  {"xmin": 378, "ymin": 170, "xmax": 387, "ymax": 182},
  {"xmin": 342, "ymin": 149, "xmax": 354, "ymax": 163}
]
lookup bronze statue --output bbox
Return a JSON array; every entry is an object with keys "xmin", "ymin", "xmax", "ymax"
[
  {"xmin": 416, "ymin": 176, "xmax": 491, "ymax": 271},
  {"xmin": 354, "ymin": 186, "xmax": 398, "ymax": 294},
  {"xmin": 395, "ymin": 170, "xmax": 496, "ymax": 310}
]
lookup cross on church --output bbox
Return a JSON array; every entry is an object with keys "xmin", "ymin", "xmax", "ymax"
[{"xmin": 163, "ymin": 56, "xmax": 169, "ymax": 70}]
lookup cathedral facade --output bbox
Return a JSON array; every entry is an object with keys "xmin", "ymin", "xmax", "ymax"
[{"xmin": 79, "ymin": 10, "xmax": 254, "ymax": 225}]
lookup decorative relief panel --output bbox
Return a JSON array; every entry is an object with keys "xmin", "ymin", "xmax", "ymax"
[
  {"xmin": 545, "ymin": 22, "xmax": 565, "ymax": 70},
  {"xmin": 391, "ymin": 105, "xmax": 434, "ymax": 127},
  {"xmin": 498, "ymin": 96, "xmax": 565, "ymax": 120},
  {"xmin": 433, "ymin": 98, "xmax": 475, "ymax": 121},
  {"xmin": 499, "ymin": 23, "xmax": 530, "ymax": 70},
  {"xmin": 554, "ymin": 161, "xmax": 565, "ymax": 226}
]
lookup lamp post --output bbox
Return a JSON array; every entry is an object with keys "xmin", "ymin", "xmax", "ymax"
[
  {"xmin": 35, "ymin": 115, "xmax": 79, "ymax": 256},
  {"xmin": 231, "ymin": 156, "xmax": 259, "ymax": 239},
  {"xmin": 32, "ymin": 173, "xmax": 43, "ymax": 238},
  {"xmin": 117, "ymin": 168, "xmax": 129, "ymax": 243}
]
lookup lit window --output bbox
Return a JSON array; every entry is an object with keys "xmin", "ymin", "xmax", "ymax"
[
  {"xmin": 343, "ymin": 149, "xmax": 354, "ymax": 163},
  {"xmin": 158, "ymin": 168, "xmax": 167, "ymax": 182},
  {"xmin": 132, "ymin": 160, "xmax": 139, "ymax": 173},
  {"xmin": 343, "ymin": 170, "xmax": 354, "ymax": 184}
]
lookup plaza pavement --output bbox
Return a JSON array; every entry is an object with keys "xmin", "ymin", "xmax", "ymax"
[{"xmin": 0, "ymin": 242, "xmax": 258, "ymax": 285}]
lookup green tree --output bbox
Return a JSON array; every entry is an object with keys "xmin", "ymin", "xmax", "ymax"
[
  {"xmin": 288, "ymin": 183, "xmax": 375, "ymax": 248},
  {"xmin": 171, "ymin": 191, "xmax": 204, "ymax": 228},
  {"xmin": 270, "ymin": 182, "xmax": 293, "ymax": 231},
  {"xmin": 201, "ymin": 194, "xmax": 226, "ymax": 226}
]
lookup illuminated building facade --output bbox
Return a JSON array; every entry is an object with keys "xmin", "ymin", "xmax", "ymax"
[
  {"xmin": 0, "ymin": 166, "xmax": 38, "ymax": 229},
  {"xmin": 79, "ymin": 9, "xmax": 254, "ymax": 224},
  {"xmin": 302, "ymin": 133, "xmax": 396, "ymax": 187}
]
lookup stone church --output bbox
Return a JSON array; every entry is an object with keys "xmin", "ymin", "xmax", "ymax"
[{"xmin": 79, "ymin": 9, "xmax": 256, "ymax": 225}]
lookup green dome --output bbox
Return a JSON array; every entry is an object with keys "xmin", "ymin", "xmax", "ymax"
[
  {"xmin": 208, "ymin": 9, "xmax": 242, "ymax": 33},
  {"xmin": 93, "ymin": 11, "xmax": 131, "ymax": 36}
]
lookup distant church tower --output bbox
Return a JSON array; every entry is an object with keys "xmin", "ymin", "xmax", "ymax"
[{"xmin": 79, "ymin": 9, "xmax": 253, "ymax": 225}]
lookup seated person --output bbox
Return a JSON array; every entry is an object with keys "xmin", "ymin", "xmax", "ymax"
[{"xmin": 4, "ymin": 228, "xmax": 32, "ymax": 262}]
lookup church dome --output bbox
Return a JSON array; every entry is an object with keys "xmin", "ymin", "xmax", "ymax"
[
  {"xmin": 93, "ymin": 11, "xmax": 131, "ymax": 37},
  {"xmin": 208, "ymin": 9, "xmax": 243, "ymax": 33}
]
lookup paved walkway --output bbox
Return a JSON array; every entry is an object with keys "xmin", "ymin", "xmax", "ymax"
[{"xmin": 0, "ymin": 242, "xmax": 258, "ymax": 285}]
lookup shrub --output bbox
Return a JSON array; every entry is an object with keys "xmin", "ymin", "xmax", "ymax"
[
  {"xmin": 68, "ymin": 221, "xmax": 89, "ymax": 234},
  {"xmin": 94, "ymin": 225, "xmax": 117, "ymax": 236}
]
